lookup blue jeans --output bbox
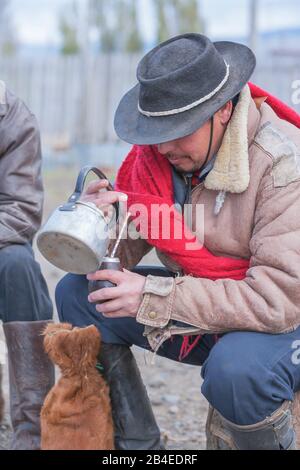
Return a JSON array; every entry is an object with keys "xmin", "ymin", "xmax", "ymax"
[
  {"xmin": 55, "ymin": 271, "xmax": 300, "ymax": 426},
  {"xmin": 0, "ymin": 244, "xmax": 53, "ymax": 323}
]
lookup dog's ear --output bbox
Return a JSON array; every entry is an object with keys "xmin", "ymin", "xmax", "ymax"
[
  {"xmin": 42, "ymin": 323, "xmax": 73, "ymax": 338},
  {"xmin": 43, "ymin": 323, "xmax": 74, "ymax": 369},
  {"xmin": 43, "ymin": 324, "xmax": 101, "ymax": 372},
  {"xmin": 83, "ymin": 326, "xmax": 101, "ymax": 361},
  {"xmin": 81, "ymin": 325, "xmax": 101, "ymax": 348},
  {"xmin": 66, "ymin": 326, "xmax": 101, "ymax": 370}
]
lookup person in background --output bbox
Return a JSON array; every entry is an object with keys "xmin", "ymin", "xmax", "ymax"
[{"xmin": 0, "ymin": 81, "xmax": 54, "ymax": 450}]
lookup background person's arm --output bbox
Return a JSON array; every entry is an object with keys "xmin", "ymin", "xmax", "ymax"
[{"xmin": 0, "ymin": 89, "xmax": 43, "ymax": 248}]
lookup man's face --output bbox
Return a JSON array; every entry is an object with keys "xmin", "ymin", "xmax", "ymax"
[
  {"xmin": 156, "ymin": 120, "xmax": 214, "ymax": 173},
  {"xmin": 156, "ymin": 101, "xmax": 233, "ymax": 174}
]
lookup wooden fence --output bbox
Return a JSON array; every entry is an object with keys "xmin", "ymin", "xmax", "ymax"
[{"xmin": 0, "ymin": 54, "xmax": 299, "ymax": 146}]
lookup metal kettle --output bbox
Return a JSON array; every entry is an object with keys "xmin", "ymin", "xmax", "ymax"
[{"xmin": 37, "ymin": 166, "xmax": 119, "ymax": 275}]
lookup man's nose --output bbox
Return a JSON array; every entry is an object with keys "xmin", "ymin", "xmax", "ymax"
[{"xmin": 157, "ymin": 141, "xmax": 176, "ymax": 155}]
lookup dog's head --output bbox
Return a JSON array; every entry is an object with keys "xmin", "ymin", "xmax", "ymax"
[{"xmin": 43, "ymin": 323, "xmax": 101, "ymax": 372}]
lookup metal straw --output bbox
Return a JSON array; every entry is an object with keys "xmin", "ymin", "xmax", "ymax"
[{"xmin": 110, "ymin": 212, "xmax": 132, "ymax": 259}]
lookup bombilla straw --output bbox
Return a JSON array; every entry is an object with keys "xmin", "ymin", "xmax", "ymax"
[{"xmin": 110, "ymin": 212, "xmax": 132, "ymax": 259}]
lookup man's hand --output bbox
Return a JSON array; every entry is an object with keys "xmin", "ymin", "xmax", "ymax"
[
  {"xmin": 87, "ymin": 269, "xmax": 146, "ymax": 318},
  {"xmin": 81, "ymin": 179, "xmax": 128, "ymax": 219}
]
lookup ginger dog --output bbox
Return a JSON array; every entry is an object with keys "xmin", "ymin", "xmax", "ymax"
[{"xmin": 41, "ymin": 323, "xmax": 114, "ymax": 450}]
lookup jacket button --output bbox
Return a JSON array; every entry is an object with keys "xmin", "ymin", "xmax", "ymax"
[{"xmin": 148, "ymin": 311, "xmax": 157, "ymax": 320}]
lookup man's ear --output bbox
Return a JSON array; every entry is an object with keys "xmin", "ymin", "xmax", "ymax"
[{"xmin": 216, "ymin": 100, "xmax": 233, "ymax": 126}]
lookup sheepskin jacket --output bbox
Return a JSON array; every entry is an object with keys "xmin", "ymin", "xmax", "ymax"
[{"xmin": 114, "ymin": 84, "xmax": 300, "ymax": 352}]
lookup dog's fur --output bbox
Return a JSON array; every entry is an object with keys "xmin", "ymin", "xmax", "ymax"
[{"xmin": 41, "ymin": 323, "xmax": 114, "ymax": 450}]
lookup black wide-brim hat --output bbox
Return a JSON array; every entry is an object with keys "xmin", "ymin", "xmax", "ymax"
[{"xmin": 114, "ymin": 33, "xmax": 256, "ymax": 145}]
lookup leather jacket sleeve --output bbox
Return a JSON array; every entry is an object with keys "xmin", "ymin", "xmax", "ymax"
[{"xmin": 0, "ymin": 86, "xmax": 44, "ymax": 248}]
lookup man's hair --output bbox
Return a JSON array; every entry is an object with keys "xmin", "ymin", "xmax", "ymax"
[
  {"xmin": 218, "ymin": 93, "xmax": 240, "ymax": 115},
  {"xmin": 231, "ymin": 93, "xmax": 240, "ymax": 109}
]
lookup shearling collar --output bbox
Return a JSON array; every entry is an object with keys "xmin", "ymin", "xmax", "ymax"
[{"xmin": 204, "ymin": 84, "xmax": 261, "ymax": 194}]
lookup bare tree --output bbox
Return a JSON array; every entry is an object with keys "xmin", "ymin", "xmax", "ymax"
[
  {"xmin": 125, "ymin": 0, "xmax": 143, "ymax": 52},
  {"xmin": 154, "ymin": 0, "xmax": 205, "ymax": 44},
  {"xmin": 249, "ymin": 0, "xmax": 258, "ymax": 53},
  {"xmin": 153, "ymin": 0, "xmax": 172, "ymax": 43},
  {"xmin": 90, "ymin": 0, "xmax": 118, "ymax": 52},
  {"xmin": 59, "ymin": 1, "xmax": 81, "ymax": 55},
  {"xmin": 91, "ymin": 0, "xmax": 143, "ymax": 53},
  {"xmin": 0, "ymin": 0, "xmax": 17, "ymax": 56},
  {"xmin": 172, "ymin": 0, "xmax": 205, "ymax": 34}
]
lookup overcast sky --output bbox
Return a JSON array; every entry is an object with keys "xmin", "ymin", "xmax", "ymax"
[{"xmin": 10, "ymin": 0, "xmax": 300, "ymax": 46}]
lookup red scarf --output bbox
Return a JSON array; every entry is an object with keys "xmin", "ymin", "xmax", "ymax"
[{"xmin": 115, "ymin": 83, "xmax": 300, "ymax": 360}]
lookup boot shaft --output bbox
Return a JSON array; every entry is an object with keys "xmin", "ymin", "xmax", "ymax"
[
  {"xmin": 3, "ymin": 320, "xmax": 55, "ymax": 450},
  {"xmin": 206, "ymin": 401, "xmax": 297, "ymax": 450},
  {"xmin": 100, "ymin": 343, "xmax": 163, "ymax": 450}
]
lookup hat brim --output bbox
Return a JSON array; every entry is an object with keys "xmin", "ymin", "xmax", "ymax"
[{"xmin": 114, "ymin": 41, "xmax": 256, "ymax": 145}]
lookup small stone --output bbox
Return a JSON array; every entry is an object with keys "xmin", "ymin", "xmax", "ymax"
[
  {"xmin": 151, "ymin": 397, "xmax": 163, "ymax": 406},
  {"xmin": 169, "ymin": 406, "xmax": 179, "ymax": 414},
  {"xmin": 163, "ymin": 394, "xmax": 180, "ymax": 405},
  {"xmin": 149, "ymin": 378, "xmax": 165, "ymax": 389}
]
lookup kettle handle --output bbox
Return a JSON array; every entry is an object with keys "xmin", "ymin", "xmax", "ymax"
[{"xmin": 60, "ymin": 166, "xmax": 119, "ymax": 221}]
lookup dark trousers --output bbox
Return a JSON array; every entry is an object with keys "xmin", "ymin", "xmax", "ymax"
[
  {"xmin": 0, "ymin": 244, "xmax": 53, "ymax": 323},
  {"xmin": 55, "ymin": 268, "xmax": 300, "ymax": 426}
]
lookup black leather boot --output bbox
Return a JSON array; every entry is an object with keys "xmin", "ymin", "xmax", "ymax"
[
  {"xmin": 3, "ymin": 321, "xmax": 55, "ymax": 450},
  {"xmin": 221, "ymin": 401, "xmax": 296, "ymax": 450},
  {"xmin": 99, "ymin": 343, "xmax": 163, "ymax": 450}
]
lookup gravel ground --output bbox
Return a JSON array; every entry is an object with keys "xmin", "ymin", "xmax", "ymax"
[{"xmin": 0, "ymin": 166, "xmax": 209, "ymax": 451}]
